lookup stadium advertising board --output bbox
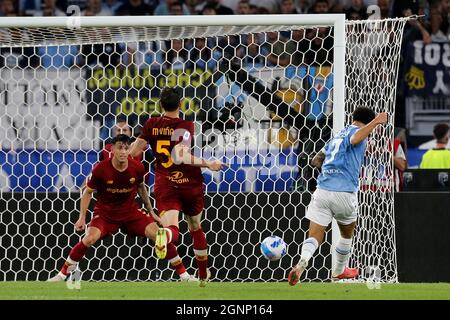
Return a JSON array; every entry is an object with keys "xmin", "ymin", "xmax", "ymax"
[{"xmin": 86, "ymin": 66, "xmax": 216, "ymax": 128}]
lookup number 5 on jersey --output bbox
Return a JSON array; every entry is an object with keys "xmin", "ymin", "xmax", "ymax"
[{"xmin": 157, "ymin": 140, "xmax": 173, "ymax": 168}]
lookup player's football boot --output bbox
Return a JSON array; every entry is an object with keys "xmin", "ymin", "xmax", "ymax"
[
  {"xmin": 199, "ymin": 268, "xmax": 211, "ymax": 287},
  {"xmin": 180, "ymin": 272, "xmax": 199, "ymax": 282},
  {"xmin": 155, "ymin": 228, "xmax": 168, "ymax": 259},
  {"xmin": 47, "ymin": 271, "xmax": 67, "ymax": 282},
  {"xmin": 47, "ymin": 261, "xmax": 77, "ymax": 282},
  {"xmin": 332, "ymin": 267, "xmax": 359, "ymax": 281},
  {"xmin": 288, "ymin": 259, "xmax": 307, "ymax": 286}
]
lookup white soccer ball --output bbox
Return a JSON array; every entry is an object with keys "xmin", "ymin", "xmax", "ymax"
[{"xmin": 260, "ymin": 236, "xmax": 287, "ymax": 261}]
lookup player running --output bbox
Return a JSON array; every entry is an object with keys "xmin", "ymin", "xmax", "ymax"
[
  {"xmin": 48, "ymin": 134, "xmax": 176, "ymax": 282},
  {"xmin": 288, "ymin": 107, "xmax": 388, "ymax": 285},
  {"xmin": 130, "ymin": 87, "xmax": 226, "ymax": 287}
]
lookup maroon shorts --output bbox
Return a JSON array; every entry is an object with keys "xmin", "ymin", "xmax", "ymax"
[
  {"xmin": 89, "ymin": 209, "xmax": 154, "ymax": 239},
  {"xmin": 155, "ymin": 184, "xmax": 204, "ymax": 217}
]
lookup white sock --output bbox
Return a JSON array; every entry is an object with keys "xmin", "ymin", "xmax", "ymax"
[
  {"xmin": 299, "ymin": 237, "xmax": 319, "ymax": 266},
  {"xmin": 179, "ymin": 272, "xmax": 190, "ymax": 280},
  {"xmin": 65, "ymin": 257, "xmax": 78, "ymax": 274},
  {"xmin": 332, "ymin": 237, "xmax": 353, "ymax": 276}
]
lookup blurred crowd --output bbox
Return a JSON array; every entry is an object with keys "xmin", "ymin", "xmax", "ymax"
[
  {"xmin": 1, "ymin": 0, "xmax": 448, "ymax": 71},
  {"xmin": 1, "ymin": 1, "xmax": 447, "ymax": 70},
  {"xmin": 0, "ymin": 0, "xmax": 447, "ymax": 36}
]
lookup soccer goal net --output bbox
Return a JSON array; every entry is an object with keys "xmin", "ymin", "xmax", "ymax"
[{"xmin": 0, "ymin": 15, "xmax": 409, "ymax": 282}]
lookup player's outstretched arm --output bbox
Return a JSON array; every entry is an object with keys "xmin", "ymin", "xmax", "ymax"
[
  {"xmin": 173, "ymin": 143, "xmax": 226, "ymax": 171},
  {"xmin": 76, "ymin": 187, "xmax": 94, "ymax": 232},
  {"xmin": 350, "ymin": 112, "xmax": 388, "ymax": 146},
  {"xmin": 129, "ymin": 138, "xmax": 148, "ymax": 158}
]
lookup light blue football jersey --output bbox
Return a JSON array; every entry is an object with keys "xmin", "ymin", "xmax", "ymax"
[{"xmin": 316, "ymin": 125, "xmax": 367, "ymax": 193}]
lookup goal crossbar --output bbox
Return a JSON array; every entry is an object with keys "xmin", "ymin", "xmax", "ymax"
[{"xmin": 0, "ymin": 14, "xmax": 346, "ymax": 28}]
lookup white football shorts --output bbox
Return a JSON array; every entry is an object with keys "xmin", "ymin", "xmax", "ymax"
[{"xmin": 305, "ymin": 188, "xmax": 358, "ymax": 226}]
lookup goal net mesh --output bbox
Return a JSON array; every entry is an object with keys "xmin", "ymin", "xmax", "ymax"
[
  {"xmin": 346, "ymin": 19, "xmax": 407, "ymax": 283},
  {"xmin": 0, "ymin": 17, "xmax": 408, "ymax": 282}
]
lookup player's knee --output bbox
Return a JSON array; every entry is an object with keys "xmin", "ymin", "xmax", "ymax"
[
  {"xmin": 338, "ymin": 222, "xmax": 356, "ymax": 239},
  {"xmin": 187, "ymin": 214, "xmax": 202, "ymax": 231},
  {"xmin": 188, "ymin": 220, "xmax": 201, "ymax": 232},
  {"xmin": 144, "ymin": 224, "xmax": 157, "ymax": 241},
  {"xmin": 82, "ymin": 234, "xmax": 99, "ymax": 247},
  {"xmin": 189, "ymin": 225, "xmax": 200, "ymax": 232},
  {"xmin": 161, "ymin": 210, "xmax": 179, "ymax": 227}
]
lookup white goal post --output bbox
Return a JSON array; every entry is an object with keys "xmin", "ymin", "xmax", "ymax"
[{"xmin": 0, "ymin": 14, "xmax": 409, "ymax": 282}]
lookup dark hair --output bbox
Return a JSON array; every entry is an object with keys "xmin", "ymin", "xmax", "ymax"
[
  {"xmin": 314, "ymin": 0, "xmax": 329, "ymax": 5},
  {"xmin": 116, "ymin": 114, "xmax": 127, "ymax": 123},
  {"xmin": 160, "ymin": 87, "xmax": 181, "ymax": 112},
  {"xmin": 352, "ymin": 107, "xmax": 376, "ymax": 125},
  {"xmin": 169, "ymin": 1, "xmax": 183, "ymax": 8},
  {"xmin": 111, "ymin": 134, "xmax": 131, "ymax": 145},
  {"xmin": 433, "ymin": 123, "xmax": 450, "ymax": 140},
  {"xmin": 202, "ymin": 4, "xmax": 217, "ymax": 14}
]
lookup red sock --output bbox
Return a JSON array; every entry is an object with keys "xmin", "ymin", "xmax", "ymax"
[
  {"xmin": 61, "ymin": 241, "xmax": 89, "ymax": 275},
  {"xmin": 166, "ymin": 242, "xmax": 178, "ymax": 260},
  {"xmin": 165, "ymin": 226, "xmax": 179, "ymax": 244},
  {"xmin": 60, "ymin": 261, "xmax": 72, "ymax": 276},
  {"xmin": 190, "ymin": 228, "xmax": 208, "ymax": 280},
  {"xmin": 165, "ymin": 243, "xmax": 187, "ymax": 275},
  {"xmin": 69, "ymin": 241, "xmax": 89, "ymax": 261}
]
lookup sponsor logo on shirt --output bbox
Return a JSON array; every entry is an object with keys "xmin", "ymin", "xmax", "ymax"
[
  {"xmin": 107, "ymin": 180, "xmax": 114, "ymax": 184},
  {"xmin": 168, "ymin": 171, "xmax": 190, "ymax": 184},
  {"xmin": 106, "ymin": 187, "xmax": 133, "ymax": 193},
  {"xmin": 129, "ymin": 177, "xmax": 136, "ymax": 184},
  {"xmin": 322, "ymin": 169, "xmax": 343, "ymax": 175}
]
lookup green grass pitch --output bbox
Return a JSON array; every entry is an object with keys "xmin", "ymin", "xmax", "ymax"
[{"xmin": 0, "ymin": 282, "xmax": 449, "ymax": 300}]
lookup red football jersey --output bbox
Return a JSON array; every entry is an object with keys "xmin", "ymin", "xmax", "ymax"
[
  {"xmin": 87, "ymin": 158, "xmax": 146, "ymax": 220},
  {"xmin": 139, "ymin": 115, "xmax": 203, "ymax": 189}
]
